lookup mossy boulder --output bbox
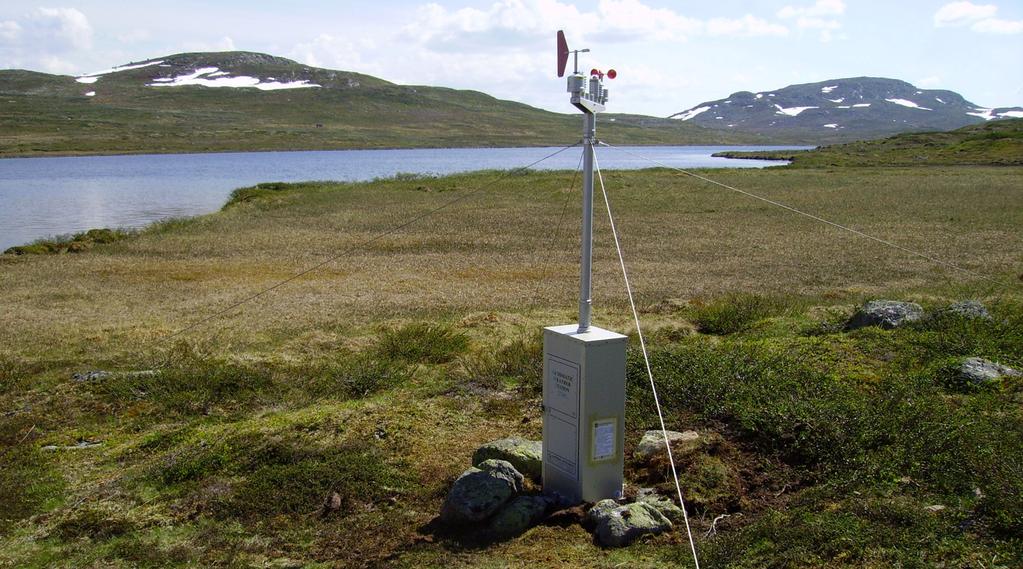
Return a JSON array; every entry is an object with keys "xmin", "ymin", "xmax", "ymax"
[
  {"xmin": 473, "ymin": 437, "xmax": 542, "ymax": 481},
  {"xmin": 440, "ymin": 459, "xmax": 523, "ymax": 524},
  {"xmin": 635, "ymin": 491, "xmax": 687, "ymax": 525},
  {"xmin": 945, "ymin": 300, "xmax": 992, "ymax": 320},
  {"xmin": 634, "ymin": 430, "xmax": 700, "ymax": 462},
  {"xmin": 847, "ymin": 300, "xmax": 924, "ymax": 330},
  {"xmin": 487, "ymin": 495, "xmax": 551, "ymax": 539},
  {"xmin": 587, "ymin": 499, "xmax": 672, "ymax": 548},
  {"xmin": 958, "ymin": 357, "xmax": 1020, "ymax": 385}
]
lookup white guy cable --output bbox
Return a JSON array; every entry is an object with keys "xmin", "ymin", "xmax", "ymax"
[
  {"xmin": 599, "ymin": 142, "xmax": 1010, "ymax": 289},
  {"xmin": 593, "ymin": 149, "xmax": 702, "ymax": 569}
]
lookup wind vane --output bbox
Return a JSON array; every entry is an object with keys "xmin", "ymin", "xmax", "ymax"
[{"xmin": 541, "ymin": 30, "xmax": 625, "ymax": 506}]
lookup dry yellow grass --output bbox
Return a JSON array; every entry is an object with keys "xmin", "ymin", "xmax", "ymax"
[{"xmin": 2, "ymin": 166, "xmax": 1020, "ymax": 364}]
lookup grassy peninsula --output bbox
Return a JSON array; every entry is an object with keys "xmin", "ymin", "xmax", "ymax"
[
  {"xmin": 2, "ymin": 148, "xmax": 1022, "ymax": 566},
  {"xmin": 712, "ymin": 118, "xmax": 1023, "ymax": 167}
]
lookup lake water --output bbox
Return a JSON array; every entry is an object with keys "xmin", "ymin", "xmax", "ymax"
[{"xmin": 0, "ymin": 145, "xmax": 806, "ymax": 250}]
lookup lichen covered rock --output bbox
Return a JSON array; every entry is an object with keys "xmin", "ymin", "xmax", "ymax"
[
  {"xmin": 635, "ymin": 492, "xmax": 686, "ymax": 525},
  {"xmin": 487, "ymin": 495, "xmax": 551, "ymax": 539},
  {"xmin": 587, "ymin": 499, "xmax": 672, "ymax": 548},
  {"xmin": 958, "ymin": 357, "xmax": 1020, "ymax": 385},
  {"xmin": 440, "ymin": 459, "xmax": 524, "ymax": 524},
  {"xmin": 945, "ymin": 300, "xmax": 991, "ymax": 320},
  {"xmin": 473, "ymin": 437, "xmax": 542, "ymax": 481},
  {"xmin": 846, "ymin": 300, "xmax": 924, "ymax": 330},
  {"xmin": 635, "ymin": 430, "xmax": 700, "ymax": 462}
]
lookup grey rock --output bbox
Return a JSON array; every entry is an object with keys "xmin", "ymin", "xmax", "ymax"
[
  {"xmin": 473, "ymin": 437, "xmax": 542, "ymax": 481},
  {"xmin": 588, "ymin": 499, "xmax": 672, "ymax": 548},
  {"xmin": 945, "ymin": 300, "xmax": 991, "ymax": 320},
  {"xmin": 72, "ymin": 369, "xmax": 157, "ymax": 383},
  {"xmin": 635, "ymin": 492, "xmax": 686, "ymax": 525},
  {"xmin": 846, "ymin": 300, "xmax": 924, "ymax": 330},
  {"xmin": 587, "ymin": 498, "xmax": 622, "ymax": 524},
  {"xmin": 958, "ymin": 357, "xmax": 1021, "ymax": 385},
  {"xmin": 487, "ymin": 495, "xmax": 551, "ymax": 539},
  {"xmin": 72, "ymin": 370, "xmax": 111, "ymax": 382},
  {"xmin": 440, "ymin": 459, "xmax": 523, "ymax": 524},
  {"xmin": 635, "ymin": 430, "xmax": 699, "ymax": 461}
]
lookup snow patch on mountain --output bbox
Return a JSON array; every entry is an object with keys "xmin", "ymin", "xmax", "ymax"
[
  {"xmin": 774, "ymin": 105, "xmax": 817, "ymax": 117},
  {"xmin": 77, "ymin": 60, "xmax": 164, "ymax": 83},
  {"xmin": 968, "ymin": 108, "xmax": 1023, "ymax": 121},
  {"xmin": 147, "ymin": 67, "xmax": 320, "ymax": 91},
  {"xmin": 673, "ymin": 106, "xmax": 711, "ymax": 121},
  {"xmin": 821, "ymin": 85, "xmax": 838, "ymax": 94},
  {"xmin": 886, "ymin": 98, "xmax": 932, "ymax": 111}
]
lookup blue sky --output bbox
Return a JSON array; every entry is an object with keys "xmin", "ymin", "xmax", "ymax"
[{"xmin": 1, "ymin": 1, "xmax": 1020, "ymax": 116}]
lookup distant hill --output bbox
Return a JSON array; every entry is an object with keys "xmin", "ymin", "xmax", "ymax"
[
  {"xmin": 0, "ymin": 51, "xmax": 761, "ymax": 156},
  {"xmin": 714, "ymin": 117, "xmax": 1023, "ymax": 167},
  {"xmin": 670, "ymin": 77, "xmax": 1023, "ymax": 143}
]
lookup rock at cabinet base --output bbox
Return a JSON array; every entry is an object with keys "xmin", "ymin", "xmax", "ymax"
[
  {"xmin": 440, "ymin": 459, "xmax": 524, "ymax": 524},
  {"xmin": 488, "ymin": 495, "xmax": 551, "ymax": 539},
  {"xmin": 635, "ymin": 430, "xmax": 700, "ymax": 462},
  {"xmin": 473, "ymin": 437, "xmax": 542, "ymax": 481},
  {"xmin": 587, "ymin": 499, "xmax": 673, "ymax": 548}
]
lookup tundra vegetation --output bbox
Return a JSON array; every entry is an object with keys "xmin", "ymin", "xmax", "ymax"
[{"xmin": 1, "ymin": 154, "xmax": 1021, "ymax": 566}]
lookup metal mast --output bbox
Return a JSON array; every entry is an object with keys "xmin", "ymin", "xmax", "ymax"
[{"xmin": 567, "ymin": 62, "xmax": 609, "ymax": 332}]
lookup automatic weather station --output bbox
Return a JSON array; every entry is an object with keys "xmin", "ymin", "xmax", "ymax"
[{"xmin": 542, "ymin": 31, "xmax": 626, "ymax": 505}]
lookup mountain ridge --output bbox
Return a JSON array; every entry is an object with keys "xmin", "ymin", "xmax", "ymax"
[
  {"xmin": 670, "ymin": 76, "xmax": 1023, "ymax": 142},
  {"xmin": 0, "ymin": 50, "xmax": 764, "ymax": 157}
]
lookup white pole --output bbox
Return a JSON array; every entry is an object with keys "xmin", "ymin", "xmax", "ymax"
[{"xmin": 578, "ymin": 110, "xmax": 595, "ymax": 333}]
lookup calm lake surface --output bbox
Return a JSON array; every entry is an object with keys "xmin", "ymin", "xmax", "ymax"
[{"xmin": 0, "ymin": 145, "xmax": 807, "ymax": 250}]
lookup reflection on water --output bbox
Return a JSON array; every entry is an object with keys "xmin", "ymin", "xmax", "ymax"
[{"xmin": 0, "ymin": 145, "xmax": 807, "ymax": 250}]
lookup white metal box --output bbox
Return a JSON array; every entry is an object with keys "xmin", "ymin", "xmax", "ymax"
[{"xmin": 542, "ymin": 324, "xmax": 627, "ymax": 504}]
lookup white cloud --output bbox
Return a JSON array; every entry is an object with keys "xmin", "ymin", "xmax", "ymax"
[
  {"xmin": 117, "ymin": 29, "xmax": 152, "ymax": 43},
  {"xmin": 0, "ymin": 7, "xmax": 94, "ymax": 73},
  {"xmin": 27, "ymin": 7, "xmax": 93, "ymax": 50},
  {"xmin": 934, "ymin": 2, "xmax": 998, "ymax": 26},
  {"xmin": 971, "ymin": 17, "xmax": 1023, "ymax": 33},
  {"xmin": 406, "ymin": 0, "xmax": 785, "ymax": 51},
  {"xmin": 934, "ymin": 2, "xmax": 1023, "ymax": 34},
  {"xmin": 777, "ymin": 0, "xmax": 846, "ymax": 19},
  {"xmin": 777, "ymin": 0, "xmax": 844, "ymax": 41},
  {"xmin": 289, "ymin": 33, "xmax": 383, "ymax": 77},
  {"xmin": 595, "ymin": 0, "xmax": 701, "ymax": 41},
  {"xmin": 706, "ymin": 15, "xmax": 788, "ymax": 37},
  {"xmin": 0, "ymin": 20, "xmax": 21, "ymax": 43}
]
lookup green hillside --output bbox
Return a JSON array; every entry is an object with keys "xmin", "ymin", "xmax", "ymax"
[
  {"xmin": 0, "ymin": 51, "xmax": 763, "ymax": 156},
  {"xmin": 714, "ymin": 118, "xmax": 1023, "ymax": 167}
]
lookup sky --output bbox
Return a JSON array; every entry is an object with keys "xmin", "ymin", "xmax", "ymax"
[{"xmin": 1, "ymin": 0, "xmax": 1021, "ymax": 117}]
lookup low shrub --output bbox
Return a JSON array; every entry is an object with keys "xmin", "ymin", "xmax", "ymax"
[
  {"xmin": 690, "ymin": 293, "xmax": 790, "ymax": 335},
  {"xmin": 375, "ymin": 322, "xmax": 469, "ymax": 365}
]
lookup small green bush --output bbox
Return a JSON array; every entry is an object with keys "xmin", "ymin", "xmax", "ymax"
[
  {"xmin": 690, "ymin": 293, "xmax": 789, "ymax": 335},
  {"xmin": 227, "ymin": 443, "xmax": 404, "ymax": 517},
  {"xmin": 459, "ymin": 335, "xmax": 543, "ymax": 393},
  {"xmin": 375, "ymin": 322, "xmax": 469, "ymax": 365},
  {"xmin": 304, "ymin": 354, "xmax": 413, "ymax": 399}
]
